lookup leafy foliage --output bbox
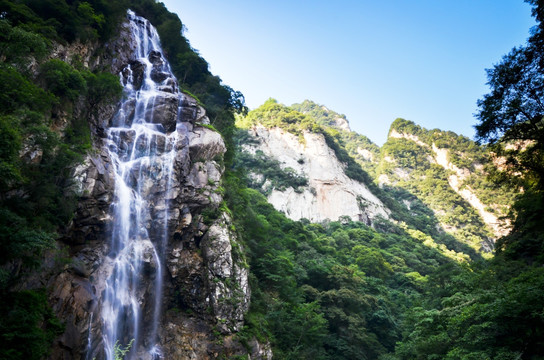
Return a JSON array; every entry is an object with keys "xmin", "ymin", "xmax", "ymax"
[
  {"xmin": 40, "ymin": 59, "xmax": 87, "ymax": 101},
  {"xmin": 474, "ymin": 0, "xmax": 544, "ymax": 264},
  {"xmin": 0, "ymin": 19, "xmax": 47, "ymax": 71},
  {"xmin": 0, "ymin": 0, "xmax": 126, "ymax": 43},
  {"xmin": 113, "ymin": 339, "xmax": 134, "ymax": 360},
  {"xmin": 223, "ymin": 169, "xmax": 466, "ymax": 359},
  {"xmin": 394, "ymin": 260, "xmax": 544, "ymax": 360},
  {"xmin": 239, "ymin": 98, "xmax": 320, "ymax": 137},
  {"xmin": 0, "ymin": 289, "xmax": 64, "ymax": 360},
  {"xmin": 291, "ymin": 100, "xmax": 349, "ymax": 129},
  {"xmin": 0, "ymin": 1, "xmax": 125, "ymax": 357}
]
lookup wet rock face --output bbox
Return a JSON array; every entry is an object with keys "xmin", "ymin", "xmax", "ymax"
[
  {"xmin": 49, "ymin": 13, "xmax": 260, "ymax": 360},
  {"xmin": 47, "ymin": 245, "xmax": 106, "ymax": 359},
  {"xmin": 67, "ymin": 150, "xmax": 115, "ymax": 245},
  {"xmin": 188, "ymin": 126, "xmax": 226, "ymax": 161},
  {"xmin": 122, "ymin": 60, "xmax": 146, "ymax": 90},
  {"xmin": 181, "ymin": 94, "xmax": 208, "ymax": 123},
  {"xmin": 161, "ymin": 126, "xmax": 250, "ymax": 336},
  {"xmin": 146, "ymin": 92, "xmax": 179, "ymax": 132},
  {"xmin": 148, "ymin": 50, "xmax": 162, "ymax": 65}
]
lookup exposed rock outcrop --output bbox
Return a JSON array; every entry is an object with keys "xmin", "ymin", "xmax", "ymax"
[
  {"xmin": 431, "ymin": 143, "xmax": 510, "ymax": 239},
  {"xmin": 242, "ymin": 125, "xmax": 389, "ymax": 224},
  {"xmin": 46, "ymin": 12, "xmax": 258, "ymax": 360},
  {"xmin": 200, "ymin": 214, "xmax": 250, "ymax": 333},
  {"xmin": 389, "ymin": 129, "xmax": 511, "ymax": 239}
]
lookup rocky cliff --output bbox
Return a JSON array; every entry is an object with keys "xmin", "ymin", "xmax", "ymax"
[
  {"xmin": 386, "ymin": 129, "xmax": 509, "ymax": 238},
  {"xmin": 374, "ymin": 120, "xmax": 516, "ymax": 252},
  {"xmin": 237, "ymin": 101, "xmax": 516, "ymax": 255},
  {"xmin": 43, "ymin": 11, "xmax": 263, "ymax": 360},
  {"xmin": 239, "ymin": 125, "xmax": 389, "ymax": 224}
]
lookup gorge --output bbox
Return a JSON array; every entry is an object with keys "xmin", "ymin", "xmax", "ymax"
[{"xmin": 0, "ymin": 1, "xmax": 543, "ymax": 360}]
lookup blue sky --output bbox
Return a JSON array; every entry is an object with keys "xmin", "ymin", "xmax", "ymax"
[{"xmin": 161, "ymin": 0, "xmax": 535, "ymax": 145}]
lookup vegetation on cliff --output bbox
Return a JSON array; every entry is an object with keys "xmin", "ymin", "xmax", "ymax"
[
  {"xmin": 388, "ymin": 117, "xmax": 515, "ymax": 213},
  {"xmin": 1, "ymin": 0, "xmax": 543, "ymax": 359},
  {"xmin": 237, "ymin": 98, "xmax": 379, "ymax": 189},
  {"xmin": 292, "ymin": 100, "xmax": 381, "ymax": 177},
  {"xmin": 0, "ymin": 0, "xmax": 245, "ymax": 357},
  {"xmin": 0, "ymin": 2, "xmax": 127, "ymax": 356},
  {"xmin": 379, "ymin": 126, "xmax": 496, "ymax": 252},
  {"xmin": 228, "ymin": 0, "xmax": 544, "ymax": 355}
]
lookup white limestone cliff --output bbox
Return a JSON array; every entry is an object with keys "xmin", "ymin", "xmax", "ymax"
[{"xmin": 242, "ymin": 126, "xmax": 389, "ymax": 224}]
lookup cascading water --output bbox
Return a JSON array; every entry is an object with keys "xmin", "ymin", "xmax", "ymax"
[{"xmin": 98, "ymin": 10, "xmax": 184, "ymax": 359}]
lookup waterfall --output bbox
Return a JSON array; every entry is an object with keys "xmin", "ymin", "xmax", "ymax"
[
  {"xmin": 98, "ymin": 10, "xmax": 184, "ymax": 359},
  {"xmin": 86, "ymin": 312, "xmax": 94, "ymax": 360}
]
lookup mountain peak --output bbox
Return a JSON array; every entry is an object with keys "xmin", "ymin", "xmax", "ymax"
[{"xmin": 292, "ymin": 100, "xmax": 351, "ymax": 132}]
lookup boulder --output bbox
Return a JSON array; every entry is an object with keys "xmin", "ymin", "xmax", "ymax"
[
  {"xmin": 188, "ymin": 127, "xmax": 226, "ymax": 162},
  {"xmin": 150, "ymin": 69, "xmax": 170, "ymax": 83},
  {"xmin": 179, "ymin": 94, "xmax": 207, "ymax": 123},
  {"xmin": 122, "ymin": 60, "xmax": 146, "ymax": 90},
  {"xmin": 145, "ymin": 92, "xmax": 179, "ymax": 133},
  {"xmin": 148, "ymin": 50, "xmax": 163, "ymax": 65}
]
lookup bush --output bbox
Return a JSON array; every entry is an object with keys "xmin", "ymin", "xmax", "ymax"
[{"xmin": 40, "ymin": 59, "xmax": 86, "ymax": 102}]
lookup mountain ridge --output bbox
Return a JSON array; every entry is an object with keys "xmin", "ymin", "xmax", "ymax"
[
  {"xmin": 2, "ymin": 1, "xmax": 543, "ymax": 359},
  {"xmin": 236, "ymin": 99, "xmax": 516, "ymax": 255}
]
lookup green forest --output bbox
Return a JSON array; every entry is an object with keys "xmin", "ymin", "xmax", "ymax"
[{"xmin": 0, "ymin": 0, "xmax": 543, "ymax": 359}]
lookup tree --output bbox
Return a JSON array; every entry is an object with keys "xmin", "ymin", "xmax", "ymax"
[
  {"xmin": 40, "ymin": 59, "xmax": 87, "ymax": 102},
  {"xmin": 84, "ymin": 71, "xmax": 123, "ymax": 109},
  {"xmin": 0, "ymin": 20, "xmax": 47, "ymax": 70},
  {"xmin": 475, "ymin": 1, "xmax": 544, "ymax": 191},
  {"xmin": 475, "ymin": 0, "xmax": 544, "ymax": 262}
]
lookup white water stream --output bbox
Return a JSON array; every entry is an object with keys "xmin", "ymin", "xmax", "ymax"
[{"xmin": 98, "ymin": 10, "xmax": 183, "ymax": 359}]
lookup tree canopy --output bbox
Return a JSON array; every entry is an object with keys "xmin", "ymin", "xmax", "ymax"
[
  {"xmin": 476, "ymin": 0, "xmax": 544, "ymax": 192},
  {"xmin": 475, "ymin": 0, "xmax": 544, "ymax": 263}
]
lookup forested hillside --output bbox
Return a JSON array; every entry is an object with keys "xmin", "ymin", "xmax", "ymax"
[
  {"xmin": 0, "ymin": 0, "xmax": 244, "ymax": 358},
  {"xmin": 230, "ymin": 93, "xmax": 541, "ymax": 358},
  {"xmin": 0, "ymin": 1, "xmax": 124, "ymax": 356},
  {"xmin": 229, "ymin": 0, "xmax": 544, "ymax": 355},
  {"xmin": 0, "ymin": 0, "xmax": 543, "ymax": 359}
]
